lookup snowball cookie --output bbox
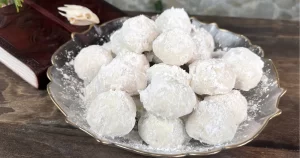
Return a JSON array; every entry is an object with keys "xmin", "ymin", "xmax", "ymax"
[
  {"xmin": 153, "ymin": 29, "xmax": 196, "ymax": 66},
  {"xmin": 120, "ymin": 15, "xmax": 159, "ymax": 54},
  {"xmin": 189, "ymin": 59, "xmax": 236, "ymax": 95},
  {"xmin": 223, "ymin": 47, "xmax": 264, "ymax": 91},
  {"xmin": 140, "ymin": 77, "xmax": 197, "ymax": 118},
  {"xmin": 86, "ymin": 90, "xmax": 136, "ymax": 137},
  {"xmin": 189, "ymin": 28, "xmax": 215, "ymax": 62},
  {"xmin": 138, "ymin": 113, "xmax": 190, "ymax": 148},
  {"xmin": 155, "ymin": 7, "xmax": 191, "ymax": 33},
  {"xmin": 117, "ymin": 51, "xmax": 150, "ymax": 72},
  {"xmin": 185, "ymin": 99, "xmax": 238, "ymax": 145},
  {"xmin": 74, "ymin": 45, "xmax": 113, "ymax": 83},
  {"xmin": 110, "ymin": 30, "xmax": 128, "ymax": 55},
  {"xmin": 205, "ymin": 90, "xmax": 248, "ymax": 124},
  {"xmin": 85, "ymin": 57, "xmax": 147, "ymax": 103},
  {"xmin": 147, "ymin": 63, "xmax": 191, "ymax": 86}
]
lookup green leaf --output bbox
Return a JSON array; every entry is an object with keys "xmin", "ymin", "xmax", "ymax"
[
  {"xmin": 14, "ymin": 0, "xmax": 23, "ymax": 12},
  {"xmin": 0, "ymin": 0, "xmax": 23, "ymax": 12},
  {"xmin": 0, "ymin": 0, "xmax": 9, "ymax": 7},
  {"xmin": 154, "ymin": 0, "xmax": 163, "ymax": 13}
]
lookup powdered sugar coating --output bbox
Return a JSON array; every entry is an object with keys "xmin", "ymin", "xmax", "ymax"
[
  {"xmin": 96, "ymin": 58, "xmax": 147, "ymax": 95},
  {"xmin": 138, "ymin": 113, "xmax": 190, "ymax": 148},
  {"xmin": 153, "ymin": 29, "xmax": 196, "ymax": 66},
  {"xmin": 120, "ymin": 15, "xmax": 159, "ymax": 54},
  {"xmin": 84, "ymin": 56, "xmax": 147, "ymax": 103},
  {"xmin": 205, "ymin": 90, "xmax": 248, "ymax": 124},
  {"xmin": 185, "ymin": 98, "xmax": 238, "ymax": 145},
  {"xmin": 223, "ymin": 47, "xmax": 264, "ymax": 91},
  {"xmin": 74, "ymin": 45, "xmax": 113, "ymax": 83},
  {"xmin": 147, "ymin": 63, "xmax": 191, "ymax": 86},
  {"xmin": 189, "ymin": 59, "xmax": 236, "ymax": 95},
  {"xmin": 50, "ymin": 13, "xmax": 284, "ymax": 155},
  {"xmin": 190, "ymin": 27, "xmax": 215, "ymax": 62},
  {"xmin": 110, "ymin": 30, "xmax": 128, "ymax": 55},
  {"xmin": 86, "ymin": 90, "xmax": 136, "ymax": 137},
  {"xmin": 155, "ymin": 7, "xmax": 191, "ymax": 33},
  {"xmin": 117, "ymin": 51, "xmax": 150, "ymax": 72},
  {"xmin": 140, "ymin": 77, "xmax": 197, "ymax": 118}
]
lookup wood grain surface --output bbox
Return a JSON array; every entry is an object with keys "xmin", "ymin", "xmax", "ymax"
[{"xmin": 0, "ymin": 14, "xmax": 299, "ymax": 158}]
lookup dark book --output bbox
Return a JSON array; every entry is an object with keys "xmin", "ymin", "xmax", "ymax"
[{"xmin": 0, "ymin": 0, "xmax": 126, "ymax": 89}]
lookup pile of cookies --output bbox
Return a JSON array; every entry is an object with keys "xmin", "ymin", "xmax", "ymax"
[{"xmin": 73, "ymin": 8, "xmax": 264, "ymax": 148}]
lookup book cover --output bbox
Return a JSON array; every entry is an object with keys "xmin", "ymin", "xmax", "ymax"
[{"xmin": 0, "ymin": 0, "xmax": 126, "ymax": 89}]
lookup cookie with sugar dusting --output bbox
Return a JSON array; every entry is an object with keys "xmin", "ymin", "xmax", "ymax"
[
  {"xmin": 74, "ymin": 45, "xmax": 113, "ymax": 83},
  {"xmin": 120, "ymin": 15, "xmax": 159, "ymax": 54},
  {"xmin": 205, "ymin": 90, "xmax": 248, "ymax": 125},
  {"xmin": 153, "ymin": 28, "xmax": 196, "ymax": 66},
  {"xmin": 84, "ymin": 53, "xmax": 148, "ymax": 104},
  {"xmin": 185, "ymin": 96, "xmax": 238, "ymax": 145},
  {"xmin": 139, "ymin": 77, "xmax": 197, "ymax": 119},
  {"xmin": 223, "ymin": 47, "xmax": 264, "ymax": 91},
  {"xmin": 189, "ymin": 58, "xmax": 236, "ymax": 95},
  {"xmin": 189, "ymin": 27, "xmax": 215, "ymax": 62},
  {"xmin": 86, "ymin": 90, "xmax": 136, "ymax": 137},
  {"xmin": 110, "ymin": 30, "xmax": 127, "ymax": 55},
  {"xmin": 138, "ymin": 112, "xmax": 190, "ymax": 148},
  {"xmin": 146, "ymin": 63, "xmax": 191, "ymax": 86},
  {"xmin": 117, "ymin": 51, "xmax": 150, "ymax": 72},
  {"xmin": 155, "ymin": 7, "xmax": 191, "ymax": 33}
]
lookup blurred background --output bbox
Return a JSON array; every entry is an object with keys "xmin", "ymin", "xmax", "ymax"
[{"xmin": 105, "ymin": 0, "xmax": 299, "ymax": 21}]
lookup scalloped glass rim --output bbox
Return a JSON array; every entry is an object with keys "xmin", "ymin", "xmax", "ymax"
[{"xmin": 47, "ymin": 17, "xmax": 286, "ymax": 157}]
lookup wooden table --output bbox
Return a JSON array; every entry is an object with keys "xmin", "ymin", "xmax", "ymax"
[{"xmin": 0, "ymin": 15, "xmax": 299, "ymax": 157}]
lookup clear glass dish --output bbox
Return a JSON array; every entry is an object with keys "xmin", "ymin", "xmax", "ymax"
[{"xmin": 47, "ymin": 17, "xmax": 286, "ymax": 157}]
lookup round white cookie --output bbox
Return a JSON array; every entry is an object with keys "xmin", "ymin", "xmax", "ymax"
[
  {"xmin": 140, "ymin": 77, "xmax": 197, "ymax": 118},
  {"xmin": 189, "ymin": 59, "xmax": 236, "ymax": 95},
  {"xmin": 205, "ymin": 90, "xmax": 248, "ymax": 124},
  {"xmin": 74, "ymin": 45, "xmax": 113, "ymax": 83},
  {"xmin": 155, "ymin": 7, "xmax": 191, "ymax": 33},
  {"xmin": 153, "ymin": 28, "xmax": 196, "ymax": 66},
  {"xmin": 138, "ymin": 113, "xmax": 190, "ymax": 148},
  {"xmin": 86, "ymin": 90, "xmax": 136, "ymax": 137},
  {"xmin": 185, "ymin": 98, "xmax": 238, "ymax": 145},
  {"xmin": 190, "ymin": 28, "xmax": 215, "ymax": 62},
  {"xmin": 222, "ymin": 47, "xmax": 264, "ymax": 91},
  {"xmin": 110, "ymin": 30, "xmax": 128, "ymax": 55},
  {"xmin": 147, "ymin": 63, "xmax": 191, "ymax": 86},
  {"xmin": 120, "ymin": 15, "xmax": 159, "ymax": 54},
  {"xmin": 85, "ymin": 55, "xmax": 147, "ymax": 103},
  {"xmin": 117, "ymin": 51, "xmax": 150, "ymax": 72}
]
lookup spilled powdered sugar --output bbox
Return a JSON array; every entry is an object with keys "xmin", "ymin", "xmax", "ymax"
[
  {"xmin": 244, "ymin": 67, "xmax": 276, "ymax": 121},
  {"xmin": 50, "ymin": 46, "xmax": 281, "ymax": 154},
  {"xmin": 48, "ymin": 17, "xmax": 283, "ymax": 154}
]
